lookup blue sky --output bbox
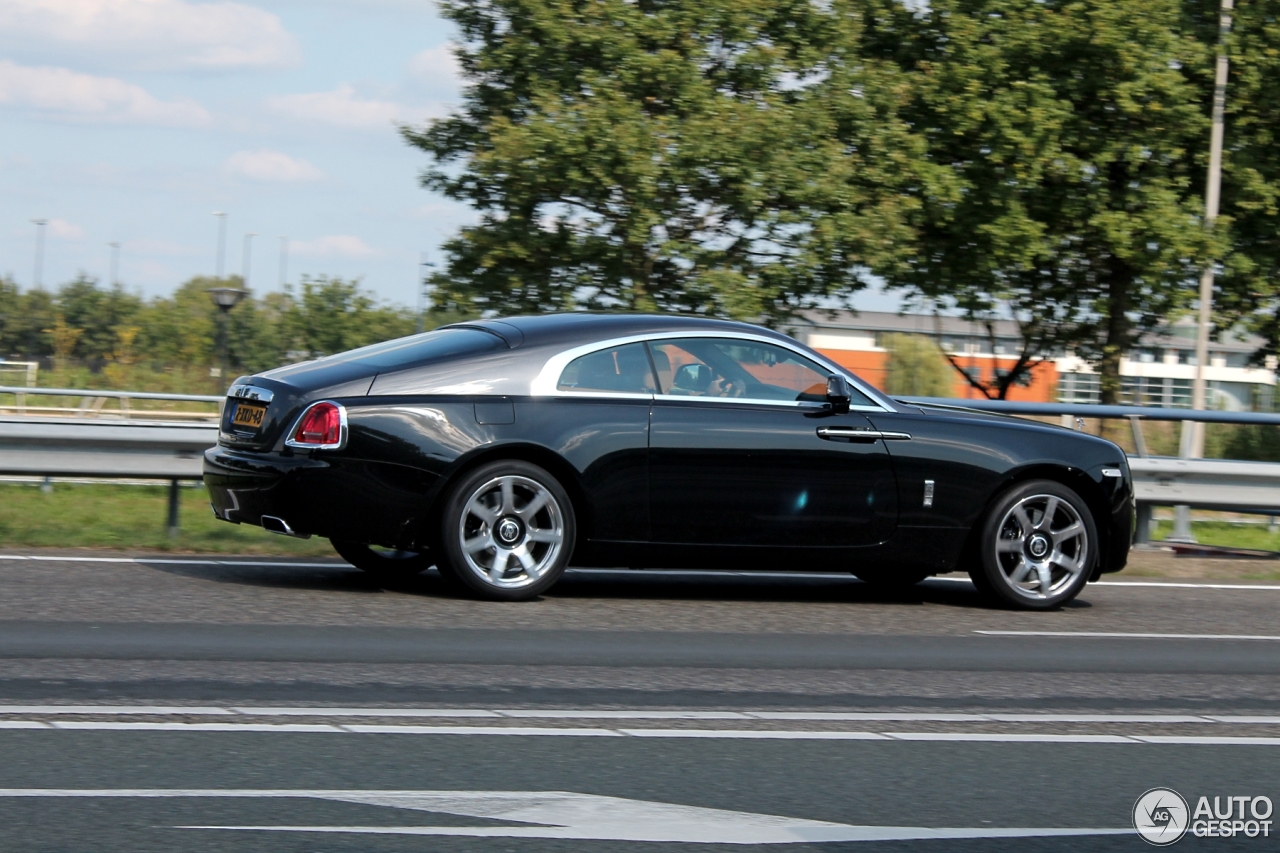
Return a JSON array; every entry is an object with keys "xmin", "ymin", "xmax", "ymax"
[
  {"xmin": 1, "ymin": 0, "xmax": 903, "ymax": 313},
  {"xmin": 1, "ymin": 0, "xmax": 470, "ymax": 307}
]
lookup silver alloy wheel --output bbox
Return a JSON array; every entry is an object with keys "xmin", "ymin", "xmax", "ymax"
[
  {"xmin": 992, "ymin": 493, "xmax": 1089, "ymax": 600},
  {"xmin": 457, "ymin": 474, "xmax": 565, "ymax": 589}
]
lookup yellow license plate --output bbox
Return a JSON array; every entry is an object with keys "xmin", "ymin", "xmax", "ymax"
[{"xmin": 232, "ymin": 403, "xmax": 267, "ymax": 428}]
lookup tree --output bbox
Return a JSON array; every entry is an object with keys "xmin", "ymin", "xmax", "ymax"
[
  {"xmin": 404, "ymin": 0, "xmax": 937, "ymax": 324},
  {"xmin": 1185, "ymin": 0, "xmax": 1280, "ymax": 364},
  {"xmin": 282, "ymin": 276, "xmax": 417, "ymax": 358},
  {"xmin": 862, "ymin": 0, "xmax": 1218, "ymax": 403},
  {"xmin": 882, "ymin": 332, "xmax": 954, "ymax": 397}
]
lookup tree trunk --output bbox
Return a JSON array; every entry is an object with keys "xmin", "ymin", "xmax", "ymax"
[{"xmin": 1098, "ymin": 259, "xmax": 1133, "ymax": 405}]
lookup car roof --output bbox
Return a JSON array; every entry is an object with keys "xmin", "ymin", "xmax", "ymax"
[{"xmin": 454, "ymin": 313, "xmax": 792, "ymax": 349}]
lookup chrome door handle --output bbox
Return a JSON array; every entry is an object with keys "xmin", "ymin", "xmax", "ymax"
[{"xmin": 816, "ymin": 427, "xmax": 912, "ymax": 442}]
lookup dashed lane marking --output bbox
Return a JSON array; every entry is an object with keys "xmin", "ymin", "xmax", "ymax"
[{"xmin": 977, "ymin": 630, "xmax": 1280, "ymax": 641}]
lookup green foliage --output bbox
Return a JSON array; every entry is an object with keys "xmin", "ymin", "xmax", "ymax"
[
  {"xmin": 283, "ymin": 276, "xmax": 417, "ymax": 358},
  {"xmin": 1207, "ymin": 423, "xmax": 1280, "ymax": 463},
  {"xmin": 0, "ymin": 275, "xmax": 419, "ymax": 391},
  {"xmin": 882, "ymin": 333, "xmax": 954, "ymax": 397},
  {"xmin": 405, "ymin": 0, "xmax": 938, "ymax": 323},
  {"xmin": 862, "ymin": 0, "xmax": 1220, "ymax": 404},
  {"xmin": 1190, "ymin": 0, "xmax": 1280, "ymax": 363}
]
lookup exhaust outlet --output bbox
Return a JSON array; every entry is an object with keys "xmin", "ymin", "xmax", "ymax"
[{"xmin": 260, "ymin": 515, "xmax": 311, "ymax": 539}]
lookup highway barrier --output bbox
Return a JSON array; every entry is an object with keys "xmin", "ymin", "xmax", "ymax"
[{"xmin": 0, "ymin": 388, "xmax": 1276, "ymax": 543}]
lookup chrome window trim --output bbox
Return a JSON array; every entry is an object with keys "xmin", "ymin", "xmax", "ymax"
[
  {"xmin": 227, "ymin": 383, "xmax": 275, "ymax": 404},
  {"xmin": 284, "ymin": 400, "xmax": 349, "ymax": 451},
  {"xmin": 529, "ymin": 330, "xmax": 891, "ymax": 411}
]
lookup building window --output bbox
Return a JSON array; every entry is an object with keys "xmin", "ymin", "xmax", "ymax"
[{"xmin": 1058, "ymin": 372, "xmax": 1100, "ymax": 404}]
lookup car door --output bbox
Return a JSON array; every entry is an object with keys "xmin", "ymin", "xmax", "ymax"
[
  {"xmin": 647, "ymin": 337, "xmax": 898, "ymax": 548},
  {"xmin": 523, "ymin": 340, "xmax": 656, "ymax": 542}
]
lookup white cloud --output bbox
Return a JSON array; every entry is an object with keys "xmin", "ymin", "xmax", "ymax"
[
  {"xmin": 47, "ymin": 218, "xmax": 85, "ymax": 240},
  {"xmin": 224, "ymin": 149, "xmax": 325, "ymax": 182},
  {"xmin": 267, "ymin": 85, "xmax": 410, "ymax": 130},
  {"xmin": 291, "ymin": 235, "xmax": 379, "ymax": 258},
  {"xmin": 0, "ymin": 60, "xmax": 211, "ymax": 126},
  {"xmin": 0, "ymin": 0, "xmax": 300, "ymax": 71},
  {"xmin": 406, "ymin": 45, "xmax": 463, "ymax": 98}
]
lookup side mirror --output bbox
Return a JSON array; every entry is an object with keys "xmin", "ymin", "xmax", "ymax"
[{"xmin": 826, "ymin": 374, "xmax": 852, "ymax": 414}]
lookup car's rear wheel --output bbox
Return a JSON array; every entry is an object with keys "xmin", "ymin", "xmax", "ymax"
[
  {"xmin": 330, "ymin": 539, "xmax": 433, "ymax": 580},
  {"xmin": 971, "ymin": 479, "xmax": 1096, "ymax": 610},
  {"xmin": 437, "ymin": 460, "xmax": 575, "ymax": 601}
]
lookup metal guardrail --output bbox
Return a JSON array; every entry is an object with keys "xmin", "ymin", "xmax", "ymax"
[
  {"xmin": 898, "ymin": 397, "xmax": 1280, "ymax": 546},
  {"xmin": 0, "ymin": 386, "xmax": 223, "ymax": 421},
  {"xmin": 2, "ymin": 393, "xmax": 1277, "ymax": 543},
  {"xmin": 0, "ymin": 417, "xmax": 218, "ymax": 533},
  {"xmin": 896, "ymin": 397, "xmax": 1280, "ymax": 426}
]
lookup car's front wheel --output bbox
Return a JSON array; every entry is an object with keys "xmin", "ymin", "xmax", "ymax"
[
  {"xmin": 330, "ymin": 539, "xmax": 433, "ymax": 580},
  {"xmin": 971, "ymin": 479, "xmax": 1097, "ymax": 610},
  {"xmin": 437, "ymin": 460, "xmax": 575, "ymax": 601}
]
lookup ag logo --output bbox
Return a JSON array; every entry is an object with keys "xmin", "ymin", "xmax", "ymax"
[{"xmin": 1134, "ymin": 788, "xmax": 1190, "ymax": 846}]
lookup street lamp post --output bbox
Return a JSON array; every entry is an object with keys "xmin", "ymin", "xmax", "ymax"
[
  {"xmin": 1173, "ymin": 0, "xmax": 1234, "ymax": 543},
  {"xmin": 206, "ymin": 286, "xmax": 249, "ymax": 385},
  {"xmin": 417, "ymin": 254, "xmax": 435, "ymax": 333},
  {"xmin": 212, "ymin": 212, "xmax": 228, "ymax": 279},
  {"xmin": 31, "ymin": 219, "xmax": 47, "ymax": 289},
  {"xmin": 278, "ymin": 236, "xmax": 289, "ymax": 291},
  {"xmin": 108, "ymin": 242, "xmax": 121, "ymax": 287}
]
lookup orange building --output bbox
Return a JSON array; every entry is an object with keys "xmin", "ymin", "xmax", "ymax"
[{"xmin": 785, "ymin": 310, "xmax": 1277, "ymax": 410}]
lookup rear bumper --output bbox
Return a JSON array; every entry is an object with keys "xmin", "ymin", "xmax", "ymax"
[{"xmin": 203, "ymin": 446, "xmax": 439, "ymax": 549}]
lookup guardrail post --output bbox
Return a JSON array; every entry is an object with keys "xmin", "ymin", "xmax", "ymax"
[
  {"xmin": 167, "ymin": 479, "xmax": 181, "ymax": 537},
  {"xmin": 1168, "ymin": 505, "xmax": 1196, "ymax": 543},
  {"xmin": 1134, "ymin": 503, "xmax": 1153, "ymax": 546}
]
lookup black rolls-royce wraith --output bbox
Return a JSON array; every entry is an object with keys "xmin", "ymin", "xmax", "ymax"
[{"xmin": 204, "ymin": 313, "xmax": 1132, "ymax": 608}]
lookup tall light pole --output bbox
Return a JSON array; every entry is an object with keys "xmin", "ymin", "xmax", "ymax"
[
  {"xmin": 1172, "ymin": 0, "xmax": 1233, "ymax": 544},
  {"xmin": 212, "ymin": 211, "xmax": 227, "ymax": 279},
  {"xmin": 108, "ymin": 242, "xmax": 121, "ymax": 287},
  {"xmin": 31, "ymin": 219, "xmax": 47, "ymax": 289},
  {"xmin": 278, "ymin": 236, "xmax": 289, "ymax": 290},
  {"xmin": 241, "ymin": 232, "xmax": 256, "ymax": 289},
  {"xmin": 1190, "ymin": 0, "xmax": 1234, "ymax": 450},
  {"xmin": 417, "ymin": 253, "xmax": 435, "ymax": 333}
]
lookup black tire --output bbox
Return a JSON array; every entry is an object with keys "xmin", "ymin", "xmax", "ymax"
[
  {"xmin": 330, "ymin": 539, "xmax": 433, "ymax": 580},
  {"xmin": 970, "ymin": 479, "xmax": 1097, "ymax": 610},
  {"xmin": 437, "ymin": 460, "xmax": 576, "ymax": 601}
]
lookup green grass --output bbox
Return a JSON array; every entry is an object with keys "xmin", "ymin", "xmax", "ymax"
[
  {"xmin": 1150, "ymin": 519, "xmax": 1280, "ymax": 552},
  {"xmin": 2, "ymin": 482, "xmax": 1276, "ymax": 558},
  {"xmin": 0, "ymin": 482, "xmax": 337, "ymax": 555}
]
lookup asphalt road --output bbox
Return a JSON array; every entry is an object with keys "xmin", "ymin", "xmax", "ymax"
[{"xmin": 1, "ymin": 552, "xmax": 1279, "ymax": 851}]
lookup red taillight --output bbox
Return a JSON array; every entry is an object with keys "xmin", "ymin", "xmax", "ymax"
[{"xmin": 290, "ymin": 402, "xmax": 343, "ymax": 447}]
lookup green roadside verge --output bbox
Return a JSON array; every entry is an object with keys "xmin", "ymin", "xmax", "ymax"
[{"xmin": 0, "ymin": 482, "xmax": 335, "ymax": 556}]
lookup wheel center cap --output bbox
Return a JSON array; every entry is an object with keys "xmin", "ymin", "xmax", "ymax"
[
  {"xmin": 496, "ymin": 517, "xmax": 522, "ymax": 545},
  {"xmin": 1028, "ymin": 534, "xmax": 1050, "ymax": 559}
]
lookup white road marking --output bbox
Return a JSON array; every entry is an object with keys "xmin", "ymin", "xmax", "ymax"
[
  {"xmin": 620, "ymin": 729, "xmax": 891, "ymax": 740},
  {"xmin": 0, "ymin": 720, "xmax": 1278, "ymax": 744},
  {"xmin": 0, "ymin": 706, "xmax": 1275, "ymax": 725},
  {"xmin": 1094, "ymin": 580, "xmax": 1280, "ymax": 590},
  {"xmin": 882, "ymin": 732, "xmax": 1134, "ymax": 744},
  {"xmin": 0, "ymin": 788, "xmax": 1131, "ymax": 843},
  {"xmin": 341, "ymin": 725, "xmax": 622, "ymax": 736},
  {"xmin": 977, "ymin": 630, "xmax": 1280, "ymax": 641}
]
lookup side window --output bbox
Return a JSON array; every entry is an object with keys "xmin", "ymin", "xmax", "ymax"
[
  {"xmin": 649, "ymin": 338, "xmax": 876, "ymax": 406},
  {"xmin": 556, "ymin": 342, "xmax": 656, "ymax": 394}
]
